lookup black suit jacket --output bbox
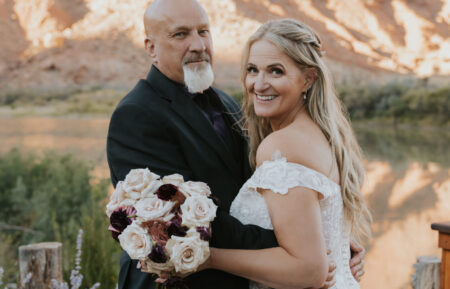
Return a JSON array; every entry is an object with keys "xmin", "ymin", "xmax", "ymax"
[{"xmin": 107, "ymin": 66, "xmax": 278, "ymax": 289}]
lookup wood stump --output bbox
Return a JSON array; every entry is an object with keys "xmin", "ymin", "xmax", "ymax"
[
  {"xmin": 18, "ymin": 242, "xmax": 62, "ymax": 289},
  {"xmin": 411, "ymin": 256, "xmax": 441, "ymax": 289}
]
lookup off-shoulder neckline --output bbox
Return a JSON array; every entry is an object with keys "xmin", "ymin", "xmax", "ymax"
[{"xmin": 257, "ymin": 150, "xmax": 341, "ymax": 190}]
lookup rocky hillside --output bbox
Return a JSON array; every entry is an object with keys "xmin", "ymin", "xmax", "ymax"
[{"xmin": 0, "ymin": 0, "xmax": 449, "ymax": 90}]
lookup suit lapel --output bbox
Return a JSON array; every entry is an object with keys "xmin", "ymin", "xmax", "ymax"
[{"xmin": 146, "ymin": 66, "xmax": 240, "ymax": 176}]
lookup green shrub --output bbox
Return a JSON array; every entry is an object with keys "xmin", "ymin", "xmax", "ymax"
[{"xmin": 0, "ymin": 149, "xmax": 119, "ymax": 289}]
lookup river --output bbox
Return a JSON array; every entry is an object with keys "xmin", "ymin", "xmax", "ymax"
[{"xmin": 0, "ymin": 117, "xmax": 449, "ymax": 289}]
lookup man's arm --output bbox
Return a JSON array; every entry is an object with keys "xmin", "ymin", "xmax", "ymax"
[{"xmin": 107, "ymin": 102, "xmax": 278, "ymax": 250}]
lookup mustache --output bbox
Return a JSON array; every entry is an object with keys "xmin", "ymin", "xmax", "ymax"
[{"xmin": 183, "ymin": 53, "xmax": 210, "ymax": 64}]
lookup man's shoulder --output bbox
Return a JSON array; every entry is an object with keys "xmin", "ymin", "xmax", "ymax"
[{"xmin": 116, "ymin": 78, "xmax": 170, "ymax": 111}]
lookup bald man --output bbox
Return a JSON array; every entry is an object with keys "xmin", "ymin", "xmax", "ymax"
[
  {"xmin": 107, "ymin": 1, "xmax": 365, "ymax": 289},
  {"xmin": 107, "ymin": 0, "xmax": 278, "ymax": 288}
]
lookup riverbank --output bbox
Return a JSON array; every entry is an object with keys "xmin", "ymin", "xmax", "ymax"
[{"xmin": 1, "ymin": 83, "xmax": 448, "ymax": 126}]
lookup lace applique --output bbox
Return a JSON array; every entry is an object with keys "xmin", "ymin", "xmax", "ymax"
[{"xmin": 245, "ymin": 150, "xmax": 340, "ymax": 198}]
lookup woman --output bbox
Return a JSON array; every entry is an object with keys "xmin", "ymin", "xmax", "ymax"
[{"xmin": 204, "ymin": 19, "xmax": 372, "ymax": 289}]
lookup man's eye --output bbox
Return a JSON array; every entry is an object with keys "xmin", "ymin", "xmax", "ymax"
[
  {"xmin": 199, "ymin": 29, "xmax": 209, "ymax": 35},
  {"xmin": 173, "ymin": 32, "xmax": 187, "ymax": 38}
]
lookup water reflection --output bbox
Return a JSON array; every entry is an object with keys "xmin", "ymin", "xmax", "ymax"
[
  {"xmin": 354, "ymin": 126, "xmax": 449, "ymax": 289},
  {"xmin": 355, "ymin": 125, "xmax": 450, "ymax": 168}
]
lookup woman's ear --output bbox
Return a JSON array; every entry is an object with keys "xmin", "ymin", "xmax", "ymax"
[{"xmin": 304, "ymin": 67, "xmax": 318, "ymax": 89}]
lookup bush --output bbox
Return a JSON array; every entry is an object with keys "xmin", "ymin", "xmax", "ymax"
[
  {"xmin": 0, "ymin": 149, "xmax": 120, "ymax": 289},
  {"xmin": 337, "ymin": 83, "xmax": 450, "ymax": 125}
]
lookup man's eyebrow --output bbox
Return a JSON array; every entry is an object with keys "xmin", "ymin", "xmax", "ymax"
[{"xmin": 168, "ymin": 26, "xmax": 190, "ymax": 33}]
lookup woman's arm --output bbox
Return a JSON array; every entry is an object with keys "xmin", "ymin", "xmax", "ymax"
[{"xmin": 209, "ymin": 185, "xmax": 329, "ymax": 289}]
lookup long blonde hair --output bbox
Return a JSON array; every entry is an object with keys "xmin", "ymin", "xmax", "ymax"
[{"xmin": 241, "ymin": 19, "xmax": 371, "ymax": 241}]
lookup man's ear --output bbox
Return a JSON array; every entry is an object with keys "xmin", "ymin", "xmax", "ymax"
[{"xmin": 145, "ymin": 37, "xmax": 157, "ymax": 63}]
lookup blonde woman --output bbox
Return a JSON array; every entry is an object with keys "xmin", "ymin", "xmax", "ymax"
[{"xmin": 201, "ymin": 19, "xmax": 372, "ymax": 289}]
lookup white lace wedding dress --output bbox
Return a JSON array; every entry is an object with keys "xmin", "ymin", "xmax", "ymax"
[{"xmin": 230, "ymin": 151, "xmax": 359, "ymax": 289}]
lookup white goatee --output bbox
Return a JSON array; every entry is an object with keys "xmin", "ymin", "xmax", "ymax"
[{"xmin": 183, "ymin": 62, "xmax": 215, "ymax": 93}]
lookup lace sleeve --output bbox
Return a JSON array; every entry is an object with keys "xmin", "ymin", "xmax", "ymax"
[{"xmin": 246, "ymin": 151, "xmax": 339, "ymax": 198}]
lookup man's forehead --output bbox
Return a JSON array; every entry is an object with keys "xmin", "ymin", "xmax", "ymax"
[{"xmin": 161, "ymin": 9, "xmax": 209, "ymax": 30}]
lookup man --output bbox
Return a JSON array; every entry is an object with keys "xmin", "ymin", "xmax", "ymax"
[{"xmin": 106, "ymin": 0, "xmax": 365, "ymax": 288}]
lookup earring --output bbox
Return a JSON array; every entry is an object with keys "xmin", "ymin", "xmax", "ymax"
[{"xmin": 303, "ymin": 92, "xmax": 307, "ymax": 100}]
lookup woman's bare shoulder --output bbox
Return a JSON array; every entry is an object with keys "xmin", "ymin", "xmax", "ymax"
[{"xmin": 256, "ymin": 124, "xmax": 334, "ymax": 177}]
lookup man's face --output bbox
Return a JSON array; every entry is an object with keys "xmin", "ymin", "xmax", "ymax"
[{"xmin": 146, "ymin": 3, "xmax": 213, "ymax": 84}]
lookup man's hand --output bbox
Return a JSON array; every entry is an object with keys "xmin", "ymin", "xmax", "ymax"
[
  {"xmin": 349, "ymin": 239, "xmax": 365, "ymax": 282},
  {"xmin": 310, "ymin": 249, "xmax": 336, "ymax": 289}
]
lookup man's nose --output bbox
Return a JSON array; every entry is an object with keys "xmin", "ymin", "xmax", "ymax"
[{"xmin": 189, "ymin": 31, "xmax": 206, "ymax": 52}]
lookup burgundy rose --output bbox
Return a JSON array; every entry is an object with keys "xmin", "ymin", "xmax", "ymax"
[
  {"xmin": 196, "ymin": 226, "xmax": 212, "ymax": 241},
  {"xmin": 110, "ymin": 207, "xmax": 135, "ymax": 232},
  {"xmin": 148, "ymin": 244, "xmax": 167, "ymax": 263},
  {"xmin": 167, "ymin": 218, "xmax": 187, "ymax": 237},
  {"xmin": 156, "ymin": 184, "xmax": 178, "ymax": 201}
]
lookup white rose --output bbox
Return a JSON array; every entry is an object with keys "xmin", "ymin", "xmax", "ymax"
[
  {"xmin": 180, "ymin": 195, "xmax": 217, "ymax": 227},
  {"xmin": 139, "ymin": 258, "xmax": 174, "ymax": 276},
  {"xmin": 135, "ymin": 196, "xmax": 176, "ymax": 222},
  {"xmin": 162, "ymin": 174, "xmax": 184, "ymax": 186},
  {"xmin": 165, "ymin": 230, "xmax": 209, "ymax": 274},
  {"xmin": 123, "ymin": 168, "xmax": 162, "ymax": 199},
  {"xmin": 118, "ymin": 223, "xmax": 153, "ymax": 259},
  {"xmin": 179, "ymin": 181, "xmax": 211, "ymax": 198},
  {"xmin": 106, "ymin": 182, "xmax": 137, "ymax": 217}
]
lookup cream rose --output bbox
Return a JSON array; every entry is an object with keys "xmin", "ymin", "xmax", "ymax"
[
  {"xmin": 162, "ymin": 174, "xmax": 184, "ymax": 186},
  {"xmin": 181, "ymin": 195, "xmax": 217, "ymax": 227},
  {"xmin": 106, "ymin": 181, "xmax": 136, "ymax": 217},
  {"xmin": 118, "ymin": 223, "xmax": 153, "ymax": 259},
  {"xmin": 123, "ymin": 168, "xmax": 162, "ymax": 199},
  {"xmin": 135, "ymin": 196, "xmax": 176, "ymax": 222},
  {"xmin": 165, "ymin": 230, "xmax": 209, "ymax": 274},
  {"xmin": 139, "ymin": 258, "xmax": 174, "ymax": 276},
  {"xmin": 179, "ymin": 181, "xmax": 211, "ymax": 198}
]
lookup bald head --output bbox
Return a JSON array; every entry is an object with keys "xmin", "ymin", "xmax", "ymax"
[
  {"xmin": 142, "ymin": 0, "xmax": 214, "ymax": 86},
  {"xmin": 144, "ymin": 0, "xmax": 207, "ymax": 38}
]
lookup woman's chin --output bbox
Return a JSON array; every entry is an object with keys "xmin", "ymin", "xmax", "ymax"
[{"xmin": 254, "ymin": 108, "xmax": 275, "ymax": 119}]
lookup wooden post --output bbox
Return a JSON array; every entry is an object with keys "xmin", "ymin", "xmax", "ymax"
[
  {"xmin": 411, "ymin": 256, "xmax": 441, "ymax": 289},
  {"xmin": 18, "ymin": 242, "xmax": 62, "ymax": 289},
  {"xmin": 432, "ymin": 222, "xmax": 450, "ymax": 289}
]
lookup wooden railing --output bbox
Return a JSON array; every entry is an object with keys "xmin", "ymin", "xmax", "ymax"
[{"xmin": 432, "ymin": 222, "xmax": 450, "ymax": 289}]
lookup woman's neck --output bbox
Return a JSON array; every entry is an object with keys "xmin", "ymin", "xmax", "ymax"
[{"xmin": 269, "ymin": 105, "xmax": 307, "ymax": 132}]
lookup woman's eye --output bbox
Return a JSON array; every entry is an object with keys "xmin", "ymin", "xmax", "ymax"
[
  {"xmin": 247, "ymin": 67, "xmax": 258, "ymax": 73},
  {"xmin": 271, "ymin": 68, "xmax": 283, "ymax": 75}
]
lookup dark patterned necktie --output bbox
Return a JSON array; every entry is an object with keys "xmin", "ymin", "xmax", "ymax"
[{"xmin": 193, "ymin": 91, "xmax": 234, "ymax": 148}]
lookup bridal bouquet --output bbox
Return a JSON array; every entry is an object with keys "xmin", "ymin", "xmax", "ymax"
[{"xmin": 105, "ymin": 168, "xmax": 218, "ymax": 284}]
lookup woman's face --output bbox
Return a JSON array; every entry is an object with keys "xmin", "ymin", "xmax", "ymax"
[{"xmin": 245, "ymin": 40, "xmax": 309, "ymax": 124}]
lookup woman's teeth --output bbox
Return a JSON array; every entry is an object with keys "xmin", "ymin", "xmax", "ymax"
[{"xmin": 256, "ymin": 94, "xmax": 277, "ymax": 101}]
